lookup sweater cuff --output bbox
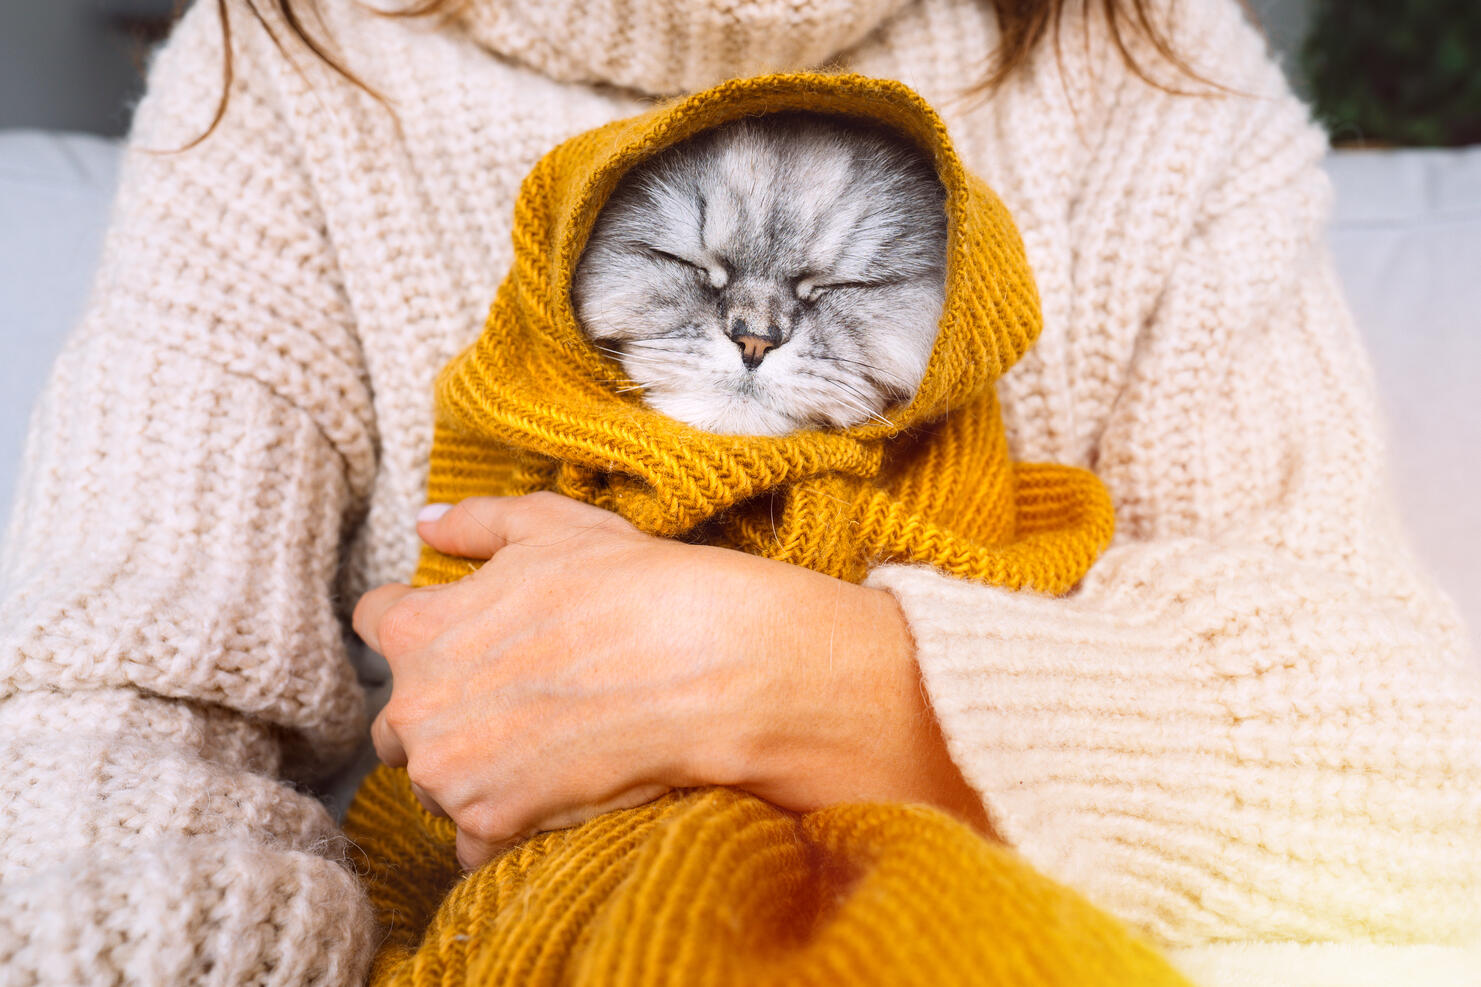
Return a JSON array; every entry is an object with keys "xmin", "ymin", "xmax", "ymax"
[
  {"xmin": 0, "ymin": 689, "xmax": 376, "ymax": 983},
  {"xmin": 864, "ymin": 555, "xmax": 1481, "ymax": 948},
  {"xmin": 866, "ymin": 562, "xmax": 1187, "ymax": 882}
]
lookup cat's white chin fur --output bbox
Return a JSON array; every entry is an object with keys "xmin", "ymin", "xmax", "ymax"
[{"xmin": 642, "ymin": 385, "xmax": 813, "ymax": 436}]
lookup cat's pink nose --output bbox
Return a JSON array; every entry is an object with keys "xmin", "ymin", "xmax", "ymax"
[
  {"xmin": 728, "ymin": 317, "xmax": 782, "ymax": 369},
  {"xmin": 733, "ymin": 334, "xmax": 776, "ymax": 369}
]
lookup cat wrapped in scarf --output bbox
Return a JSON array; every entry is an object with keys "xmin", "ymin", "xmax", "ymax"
[
  {"xmin": 341, "ymin": 73, "xmax": 1166, "ymax": 987},
  {"xmin": 573, "ymin": 110, "xmax": 948, "ymax": 437}
]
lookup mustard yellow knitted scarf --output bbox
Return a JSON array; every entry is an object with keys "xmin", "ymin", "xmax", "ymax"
[
  {"xmin": 408, "ymin": 72, "xmax": 1112, "ymax": 590},
  {"xmin": 345, "ymin": 74, "xmax": 1181, "ymax": 986}
]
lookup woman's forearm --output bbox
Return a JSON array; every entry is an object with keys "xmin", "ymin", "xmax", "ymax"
[
  {"xmin": 356, "ymin": 493, "xmax": 993, "ymax": 868},
  {"xmin": 706, "ymin": 577, "xmax": 991, "ymax": 832}
]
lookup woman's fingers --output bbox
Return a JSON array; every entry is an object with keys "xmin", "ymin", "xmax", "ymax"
[
  {"xmin": 354, "ymin": 491, "xmax": 681, "ymax": 873},
  {"xmin": 456, "ymin": 828, "xmax": 512, "ymax": 872},
  {"xmin": 417, "ymin": 492, "xmax": 638, "ymax": 560},
  {"xmin": 410, "ymin": 782, "xmax": 449, "ymax": 818},
  {"xmin": 351, "ymin": 581, "xmax": 415, "ymax": 655},
  {"xmin": 416, "ymin": 498, "xmax": 514, "ymax": 560},
  {"xmin": 370, "ymin": 711, "xmax": 449, "ymax": 818},
  {"xmin": 370, "ymin": 708, "xmax": 409, "ymax": 768}
]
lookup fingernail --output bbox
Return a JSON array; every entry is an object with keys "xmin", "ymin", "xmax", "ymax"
[{"xmin": 417, "ymin": 503, "xmax": 452, "ymax": 524}]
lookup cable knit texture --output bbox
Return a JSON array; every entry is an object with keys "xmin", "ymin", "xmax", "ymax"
[{"xmin": 2, "ymin": 0, "xmax": 1479, "ymax": 984}]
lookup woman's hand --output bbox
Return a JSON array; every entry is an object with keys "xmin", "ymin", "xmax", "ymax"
[{"xmin": 353, "ymin": 492, "xmax": 988, "ymax": 869}]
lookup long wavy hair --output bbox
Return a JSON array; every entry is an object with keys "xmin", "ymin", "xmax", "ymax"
[{"xmin": 187, "ymin": 0, "xmax": 1227, "ymax": 144}]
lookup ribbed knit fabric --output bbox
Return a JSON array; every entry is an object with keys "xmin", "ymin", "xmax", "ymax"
[
  {"xmin": 3, "ymin": 0, "xmax": 1479, "ymax": 983},
  {"xmin": 345, "ymin": 769, "xmax": 1190, "ymax": 986}
]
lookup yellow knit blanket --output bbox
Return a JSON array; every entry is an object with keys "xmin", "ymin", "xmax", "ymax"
[{"xmin": 345, "ymin": 73, "xmax": 1179, "ymax": 986}]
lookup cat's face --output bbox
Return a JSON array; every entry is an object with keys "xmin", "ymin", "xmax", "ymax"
[{"xmin": 572, "ymin": 113, "xmax": 947, "ymax": 436}]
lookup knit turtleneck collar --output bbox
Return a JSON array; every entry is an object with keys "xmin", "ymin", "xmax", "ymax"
[{"xmin": 453, "ymin": 0, "xmax": 917, "ymax": 96}]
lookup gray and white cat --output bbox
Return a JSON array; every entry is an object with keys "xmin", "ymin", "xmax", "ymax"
[{"xmin": 572, "ymin": 113, "xmax": 948, "ymax": 436}]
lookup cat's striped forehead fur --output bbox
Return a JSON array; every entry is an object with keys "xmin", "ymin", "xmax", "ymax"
[{"xmin": 572, "ymin": 112, "xmax": 947, "ymax": 436}]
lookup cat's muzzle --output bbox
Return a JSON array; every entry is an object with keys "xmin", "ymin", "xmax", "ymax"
[{"xmin": 728, "ymin": 317, "xmax": 784, "ymax": 370}]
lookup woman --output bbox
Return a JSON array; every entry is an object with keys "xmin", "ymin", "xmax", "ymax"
[{"xmin": 0, "ymin": 0, "xmax": 1477, "ymax": 983}]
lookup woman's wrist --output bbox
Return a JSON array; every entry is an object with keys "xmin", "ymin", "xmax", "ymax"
[
  {"xmin": 829, "ymin": 585, "xmax": 992, "ymax": 832},
  {"xmin": 689, "ymin": 554, "xmax": 990, "ymax": 832}
]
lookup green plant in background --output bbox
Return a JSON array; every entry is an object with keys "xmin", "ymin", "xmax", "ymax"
[{"xmin": 1303, "ymin": 0, "xmax": 1481, "ymax": 146}]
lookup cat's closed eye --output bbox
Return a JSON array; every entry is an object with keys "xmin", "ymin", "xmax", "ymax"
[
  {"xmin": 572, "ymin": 112, "xmax": 947, "ymax": 437},
  {"xmin": 795, "ymin": 276, "xmax": 887, "ymax": 301},
  {"xmin": 641, "ymin": 247, "xmax": 729, "ymax": 288}
]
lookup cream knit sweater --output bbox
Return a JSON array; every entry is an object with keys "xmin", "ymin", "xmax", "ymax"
[{"xmin": 2, "ymin": 0, "xmax": 1479, "ymax": 984}]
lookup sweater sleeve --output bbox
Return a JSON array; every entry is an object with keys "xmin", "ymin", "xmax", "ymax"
[
  {"xmin": 867, "ymin": 6, "xmax": 1481, "ymax": 959},
  {"xmin": 0, "ymin": 5, "xmax": 376, "ymax": 982}
]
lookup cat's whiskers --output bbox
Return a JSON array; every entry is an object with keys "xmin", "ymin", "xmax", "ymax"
[
  {"xmin": 594, "ymin": 339, "xmax": 692, "ymax": 362},
  {"xmin": 613, "ymin": 371, "xmax": 685, "ymax": 395},
  {"xmin": 844, "ymin": 401, "xmax": 895, "ymax": 429},
  {"xmin": 832, "ymin": 379, "xmax": 888, "ymax": 411},
  {"xmin": 796, "ymin": 369, "xmax": 895, "ymax": 428},
  {"xmin": 811, "ymin": 353, "xmax": 913, "ymax": 394},
  {"xmin": 615, "ymin": 378, "xmax": 682, "ymax": 394},
  {"xmin": 813, "ymin": 388, "xmax": 886, "ymax": 428}
]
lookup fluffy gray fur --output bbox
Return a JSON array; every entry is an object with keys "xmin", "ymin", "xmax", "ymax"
[{"xmin": 572, "ymin": 112, "xmax": 948, "ymax": 436}]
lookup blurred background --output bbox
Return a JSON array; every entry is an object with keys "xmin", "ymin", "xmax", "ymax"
[
  {"xmin": 7, "ymin": 1, "xmax": 1478, "ymax": 143},
  {"xmin": 1, "ymin": 0, "xmax": 1479, "ymax": 655},
  {"xmin": 0, "ymin": 0, "xmax": 175, "ymax": 136}
]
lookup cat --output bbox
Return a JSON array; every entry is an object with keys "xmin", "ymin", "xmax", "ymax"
[{"xmin": 572, "ymin": 112, "xmax": 948, "ymax": 436}]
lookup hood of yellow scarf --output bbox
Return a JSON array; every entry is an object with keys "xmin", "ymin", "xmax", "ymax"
[
  {"xmin": 423, "ymin": 72, "xmax": 1112, "ymax": 592},
  {"xmin": 438, "ymin": 73, "xmax": 1040, "ymax": 498},
  {"xmin": 454, "ymin": 0, "xmax": 916, "ymax": 95}
]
